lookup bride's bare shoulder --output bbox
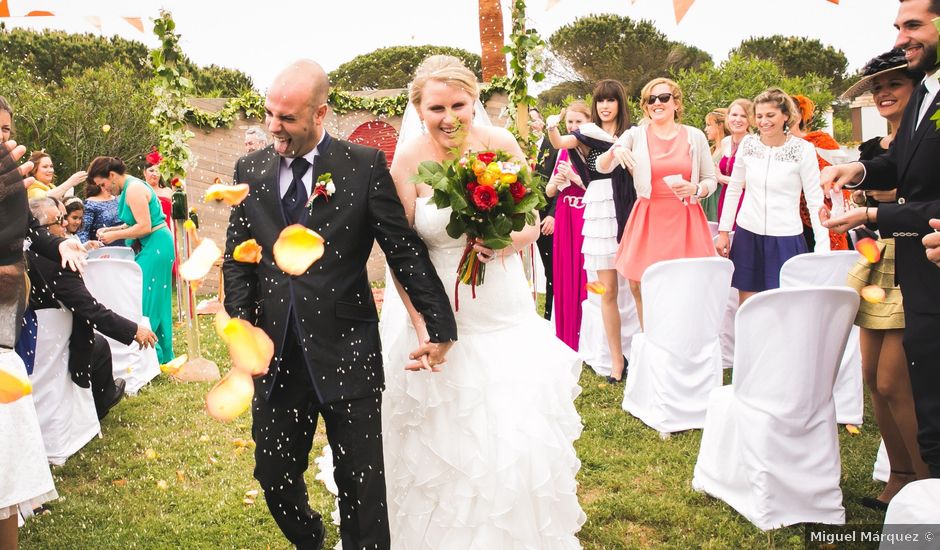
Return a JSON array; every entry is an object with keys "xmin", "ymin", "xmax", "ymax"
[{"xmin": 390, "ymin": 135, "xmax": 431, "ymax": 174}]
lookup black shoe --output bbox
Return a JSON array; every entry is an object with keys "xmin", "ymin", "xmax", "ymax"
[
  {"xmin": 860, "ymin": 496, "xmax": 889, "ymax": 511},
  {"xmin": 99, "ymin": 378, "xmax": 126, "ymax": 420},
  {"xmin": 606, "ymin": 375, "xmax": 621, "ymax": 384}
]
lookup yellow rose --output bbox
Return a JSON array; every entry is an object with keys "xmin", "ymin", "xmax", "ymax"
[
  {"xmin": 499, "ymin": 173, "xmax": 517, "ymax": 185},
  {"xmin": 472, "ymin": 160, "xmax": 487, "ymax": 176},
  {"xmin": 478, "ymin": 172, "xmax": 497, "ymax": 186}
]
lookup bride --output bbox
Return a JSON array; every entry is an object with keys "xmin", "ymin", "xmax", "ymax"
[{"xmin": 379, "ymin": 55, "xmax": 585, "ymax": 549}]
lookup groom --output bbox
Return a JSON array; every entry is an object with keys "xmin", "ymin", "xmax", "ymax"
[{"xmin": 222, "ymin": 59, "xmax": 456, "ymax": 549}]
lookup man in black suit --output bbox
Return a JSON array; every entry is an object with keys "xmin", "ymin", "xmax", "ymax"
[
  {"xmin": 822, "ymin": 0, "xmax": 940, "ymax": 477},
  {"xmin": 223, "ymin": 60, "xmax": 456, "ymax": 550},
  {"xmin": 27, "ymin": 197, "xmax": 157, "ymax": 419},
  {"xmin": 531, "ymin": 108, "xmax": 558, "ymax": 320}
]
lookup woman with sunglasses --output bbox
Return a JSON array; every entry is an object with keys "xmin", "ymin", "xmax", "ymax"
[
  {"xmin": 598, "ymin": 77, "xmax": 717, "ymax": 329},
  {"xmin": 547, "ymin": 80, "xmax": 634, "ymax": 382},
  {"xmin": 714, "ymin": 88, "xmax": 829, "ymax": 304}
]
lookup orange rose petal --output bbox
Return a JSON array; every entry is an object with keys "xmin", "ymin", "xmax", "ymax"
[
  {"xmin": 855, "ymin": 238, "xmax": 882, "ymax": 264},
  {"xmin": 273, "ymin": 225, "xmax": 325, "ymax": 276},
  {"xmin": 204, "ymin": 183, "xmax": 250, "ymax": 206},
  {"xmin": 214, "ymin": 310, "xmax": 231, "ymax": 341},
  {"xmin": 0, "ymin": 368, "xmax": 32, "ymax": 404},
  {"xmin": 206, "ymin": 369, "xmax": 254, "ymax": 422},
  {"xmin": 160, "ymin": 354, "xmax": 188, "ymax": 375},
  {"xmin": 233, "ymin": 239, "xmax": 262, "ymax": 264},
  {"xmin": 179, "ymin": 238, "xmax": 222, "ymax": 281},
  {"xmin": 585, "ymin": 281, "xmax": 607, "ymax": 295},
  {"xmin": 861, "ymin": 285, "xmax": 886, "ymax": 304},
  {"xmin": 223, "ymin": 318, "xmax": 274, "ymax": 376}
]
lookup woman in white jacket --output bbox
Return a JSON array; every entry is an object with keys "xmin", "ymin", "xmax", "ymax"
[
  {"xmin": 715, "ymin": 87, "xmax": 830, "ymax": 304},
  {"xmin": 598, "ymin": 77, "xmax": 718, "ymax": 329}
]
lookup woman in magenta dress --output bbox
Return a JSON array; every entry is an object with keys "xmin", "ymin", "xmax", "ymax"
[
  {"xmin": 598, "ymin": 78, "xmax": 717, "ymax": 328},
  {"xmin": 716, "ymin": 98, "xmax": 752, "ymax": 227},
  {"xmin": 546, "ymin": 101, "xmax": 592, "ymax": 350}
]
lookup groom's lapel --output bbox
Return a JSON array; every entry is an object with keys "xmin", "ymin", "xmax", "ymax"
[
  {"xmin": 304, "ymin": 132, "xmax": 335, "ymax": 228},
  {"xmin": 258, "ymin": 148, "xmax": 289, "ymax": 229}
]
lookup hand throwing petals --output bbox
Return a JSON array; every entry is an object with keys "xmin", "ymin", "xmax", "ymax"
[
  {"xmin": 206, "ymin": 369, "xmax": 254, "ymax": 421},
  {"xmin": 0, "ymin": 368, "xmax": 32, "ymax": 404},
  {"xmin": 273, "ymin": 225, "xmax": 325, "ymax": 275},
  {"xmin": 223, "ymin": 318, "xmax": 274, "ymax": 376},
  {"xmin": 855, "ymin": 238, "xmax": 882, "ymax": 264},
  {"xmin": 233, "ymin": 239, "xmax": 262, "ymax": 264},
  {"xmin": 204, "ymin": 183, "xmax": 250, "ymax": 206}
]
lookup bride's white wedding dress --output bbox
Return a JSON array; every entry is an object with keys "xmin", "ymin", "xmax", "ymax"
[{"xmin": 379, "ymin": 196, "xmax": 586, "ymax": 549}]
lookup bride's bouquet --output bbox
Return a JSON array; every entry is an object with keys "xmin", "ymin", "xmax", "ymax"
[{"xmin": 414, "ymin": 149, "xmax": 545, "ymax": 302}]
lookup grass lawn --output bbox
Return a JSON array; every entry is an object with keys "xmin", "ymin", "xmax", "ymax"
[{"xmin": 20, "ymin": 298, "xmax": 887, "ymax": 549}]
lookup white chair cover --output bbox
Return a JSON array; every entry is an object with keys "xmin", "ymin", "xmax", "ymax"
[
  {"xmin": 82, "ymin": 258, "xmax": 160, "ymax": 394},
  {"xmin": 707, "ymin": 221, "xmax": 719, "ymax": 239},
  {"xmin": 692, "ymin": 287, "xmax": 858, "ymax": 530},
  {"xmin": 621, "ymin": 258, "xmax": 733, "ymax": 433},
  {"xmin": 881, "ymin": 479, "xmax": 940, "ymax": 526},
  {"xmin": 779, "ymin": 251, "xmax": 864, "ymax": 425},
  {"xmin": 715, "ymin": 232, "xmax": 736, "ymax": 369},
  {"xmin": 872, "ymin": 438, "xmax": 890, "ymax": 482},
  {"xmin": 579, "ymin": 271, "xmax": 640, "ymax": 377},
  {"xmin": 87, "ymin": 246, "xmax": 135, "ymax": 261},
  {"xmin": 31, "ymin": 308, "xmax": 100, "ymax": 465}
]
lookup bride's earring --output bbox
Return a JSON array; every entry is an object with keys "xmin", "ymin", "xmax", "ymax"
[{"xmin": 420, "ymin": 119, "xmax": 427, "ymax": 134}]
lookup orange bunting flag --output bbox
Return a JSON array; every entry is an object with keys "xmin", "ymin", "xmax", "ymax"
[
  {"xmin": 861, "ymin": 285, "xmax": 886, "ymax": 304},
  {"xmin": 673, "ymin": 0, "xmax": 694, "ymax": 23},
  {"xmin": 25, "ymin": 10, "xmax": 53, "ymax": 16},
  {"xmin": 585, "ymin": 281, "xmax": 607, "ymax": 295},
  {"xmin": 204, "ymin": 183, "xmax": 250, "ymax": 206},
  {"xmin": 179, "ymin": 238, "xmax": 222, "ymax": 281},
  {"xmin": 122, "ymin": 16, "xmax": 143, "ymax": 32},
  {"xmin": 0, "ymin": 0, "xmax": 8, "ymax": 17},
  {"xmin": 0, "ymin": 368, "xmax": 32, "ymax": 404},
  {"xmin": 855, "ymin": 238, "xmax": 882, "ymax": 264},
  {"xmin": 273, "ymin": 225, "xmax": 325, "ymax": 276},
  {"xmin": 206, "ymin": 369, "xmax": 254, "ymax": 421},
  {"xmin": 233, "ymin": 239, "xmax": 262, "ymax": 264},
  {"xmin": 222, "ymin": 318, "xmax": 274, "ymax": 377}
]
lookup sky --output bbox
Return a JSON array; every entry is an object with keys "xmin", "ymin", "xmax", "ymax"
[{"xmin": 1, "ymin": 0, "xmax": 901, "ymax": 92}]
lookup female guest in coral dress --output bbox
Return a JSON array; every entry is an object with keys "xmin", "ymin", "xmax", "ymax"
[
  {"xmin": 715, "ymin": 88, "xmax": 830, "ymax": 304},
  {"xmin": 546, "ymin": 100, "xmax": 592, "ymax": 350},
  {"xmin": 87, "ymin": 156, "xmax": 175, "ymax": 364},
  {"xmin": 599, "ymin": 78, "xmax": 717, "ymax": 328}
]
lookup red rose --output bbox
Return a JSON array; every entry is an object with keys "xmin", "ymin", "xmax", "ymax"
[
  {"xmin": 466, "ymin": 181, "xmax": 479, "ymax": 193},
  {"xmin": 472, "ymin": 185, "xmax": 499, "ymax": 211},
  {"xmin": 476, "ymin": 151, "xmax": 496, "ymax": 165},
  {"xmin": 509, "ymin": 182, "xmax": 527, "ymax": 203}
]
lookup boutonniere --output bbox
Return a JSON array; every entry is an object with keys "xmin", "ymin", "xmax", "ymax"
[{"xmin": 305, "ymin": 173, "xmax": 335, "ymax": 208}]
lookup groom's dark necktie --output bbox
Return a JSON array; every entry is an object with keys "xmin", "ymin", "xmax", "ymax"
[
  {"xmin": 912, "ymin": 81, "xmax": 929, "ymax": 137},
  {"xmin": 282, "ymin": 156, "xmax": 310, "ymax": 225}
]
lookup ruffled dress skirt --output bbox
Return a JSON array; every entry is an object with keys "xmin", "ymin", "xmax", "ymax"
[
  {"xmin": 847, "ymin": 238, "xmax": 904, "ymax": 330},
  {"xmin": 379, "ymin": 197, "xmax": 586, "ymax": 549},
  {"xmin": 581, "ymin": 178, "xmax": 618, "ymax": 271}
]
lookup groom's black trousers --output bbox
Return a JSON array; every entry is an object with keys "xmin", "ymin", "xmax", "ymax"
[{"xmin": 252, "ymin": 325, "xmax": 390, "ymax": 549}]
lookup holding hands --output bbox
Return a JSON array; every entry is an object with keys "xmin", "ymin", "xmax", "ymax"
[{"xmin": 406, "ymin": 337, "xmax": 454, "ymax": 372}]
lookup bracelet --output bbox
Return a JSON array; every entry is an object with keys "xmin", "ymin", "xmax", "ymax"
[
  {"xmin": 694, "ymin": 183, "xmax": 701, "ymax": 198},
  {"xmin": 866, "ymin": 207, "xmax": 872, "ymax": 223}
]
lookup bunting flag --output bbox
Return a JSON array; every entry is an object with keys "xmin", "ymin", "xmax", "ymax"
[
  {"xmin": 0, "ymin": 1, "xmax": 144, "ymax": 31},
  {"xmin": 672, "ymin": 0, "xmax": 839, "ymax": 22}
]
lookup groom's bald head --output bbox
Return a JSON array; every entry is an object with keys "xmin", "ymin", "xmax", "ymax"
[
  {"xmin": 265, "ymin": 59, "xmax": 330, "ymax": 158},
  {"xmin": 272, "ymin": 59, "xmax": 329, "ymax": 108}
]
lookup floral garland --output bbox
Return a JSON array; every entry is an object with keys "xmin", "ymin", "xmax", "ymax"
[
  {"xmin": 503, "ymin": 0, "xmax": 546, "ymax": 162},
  {"xmin": 149, "ymin": 10, "xmax": 194, "ymax": 181}
]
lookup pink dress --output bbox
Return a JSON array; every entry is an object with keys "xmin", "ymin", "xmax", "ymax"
[
  {"xmin": 717, "ymin": 142, "xmax": 744, "ymax": 229},
  {"xmin": 551, "ymin": 149, "xmax": 587, "ymax": 351},
  {"xmin": 614, "ymin": 126, "xmax": 715, "ymax": 282}
]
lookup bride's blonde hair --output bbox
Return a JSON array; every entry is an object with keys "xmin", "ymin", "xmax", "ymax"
[{"xmin": 409, "ymin": 55, "xmax": 479, "ymax": 107}]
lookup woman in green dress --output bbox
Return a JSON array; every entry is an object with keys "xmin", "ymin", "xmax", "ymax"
[{"xmin": 87, "ymin": 156, "xmax": 175, "ymax": 364}]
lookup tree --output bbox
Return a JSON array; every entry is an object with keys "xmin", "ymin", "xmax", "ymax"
[
  {"xmin": 730, "ymin": 35, "xmax": 848, "ymax": 92},
  {"xmin": 544, "ymin": 14, "xmax": 712, "ymax": 100},
  {"xmin": 329, "ymin": 46, "xmax": 482, "ymax": 90},
  {"xmin": 0, "ymin": 24, "xmax": 254, "ymax": 96},
  {"xmin": 1, "ymin": 60, "xmax": 159, "ymax": 180},
  {"xmin": 674, "ymin": 54, "xmax": 835, "ymax": 132},
  {"xmin": 479, "ymin": 0, "xmax": 507, "ymax": 81}
]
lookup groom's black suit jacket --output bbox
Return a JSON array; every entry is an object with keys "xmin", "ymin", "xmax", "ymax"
[
  {"xmin": 223, "ymin": 135, "xmax": 456, "ymax": 403},
  {"xmin": 858, "ymin": 88, "xmax": 940, "ymax": 313}
]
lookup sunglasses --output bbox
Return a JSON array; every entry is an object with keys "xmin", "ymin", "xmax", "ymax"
[
  {"xmin": 39, "ymin": 215, "xmax": 65, "ymax": 228},
  {"xmin": 647, "ymin": 93, "xmax": 674, "ymax": 105}
]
